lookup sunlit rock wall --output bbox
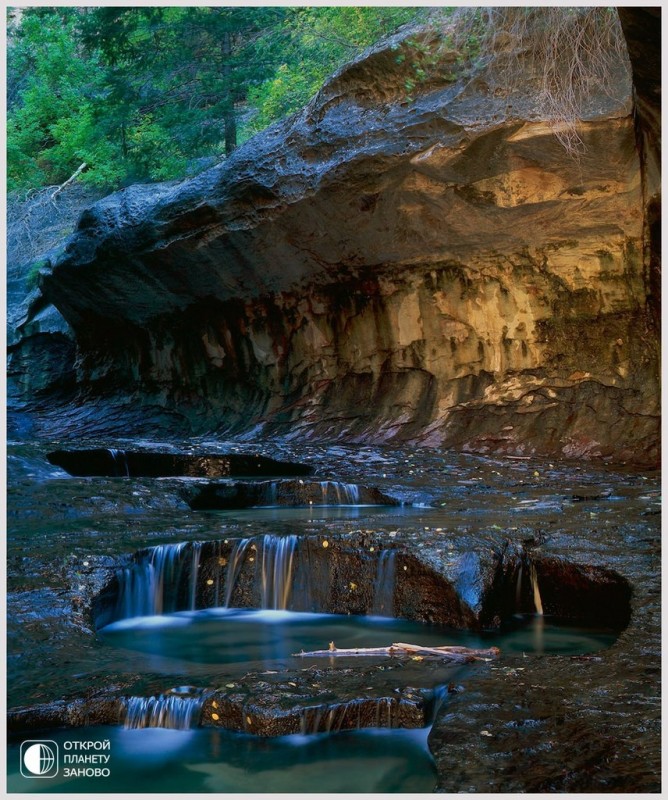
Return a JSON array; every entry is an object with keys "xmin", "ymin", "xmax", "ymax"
[{"xmin": 35, "ymin": 26, "xmax": 659, "ymax": 464}]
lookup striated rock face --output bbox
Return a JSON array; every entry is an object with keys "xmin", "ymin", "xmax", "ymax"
[
  {"xmin": 618, "ymin": 7, "xmax": 661, "ymax": 333},
  {"xmin": 28, "ymin": 25, "xmax": 658, "ymax": 464}
]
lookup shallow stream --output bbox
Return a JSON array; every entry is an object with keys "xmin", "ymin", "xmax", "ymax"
[{"xmin": 6, "ymin": 437, "xmax": 660, "ymax": 792}]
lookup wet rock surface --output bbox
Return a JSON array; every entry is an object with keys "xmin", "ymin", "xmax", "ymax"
[
  {"xmin": 430, "ymin": 559, "xmax": 659, "ymax": 792},
  {"xmin": 6, "ymin": 438, "xmax": 660, "ymax": 791},
  {"xmin": 91, "ymin": 531, "xmax": 491, "ymax": 630},
  {"xmin": 200, "ymin": 665, "xmax": 437, "ymax": 737},
  {"xmin": 9, "ymin": 23, "xmax": 658, "ymax": 465},
  {"xmin": 47, "ymin": 448, "xmax": 313, "ymax": 478},
  {"xmin": 618, "ymin": 7, "xmax": 661, "ymax": 333},
  {"xmin": 184, "ymin": 478, "xmax": 398, "ymax": 510},
  {"xmin": 5, "ymin": 14, "xmax": 660, "ymax": 792},
  {"xmin": 7, "ymin": 662, "xmax": 445, "ymax": 738}
]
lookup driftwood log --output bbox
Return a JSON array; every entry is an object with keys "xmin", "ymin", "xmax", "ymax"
[{"xmin": 293, "ymin": 642, "xmax": 500, "ymax": 663}]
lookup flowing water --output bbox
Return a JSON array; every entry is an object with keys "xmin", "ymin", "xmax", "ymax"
[
  {"xmin": 123, "ymin": 692, "xmax": 208, "ymax": 730},
  {"xmin": 7, "ymin": 607, "xmax": 618, "ymax": 794},
  {"xmin": 114, "ymin": 542, "xmax": 203, "ymax": 618},
  {"xmin": 108, "ymin": 448, "xmax": 130, "ymax": 477},
  {"xmin": 259, "ymin": 534, "xmax": 298, "ymax": 609},
  {"xmin": 223, "ymin": 538, "xmax": 252, "ymax": 607},
  {"xmin": 6, "ymin": 437, "xmax": 660, "ymax": 793},
  {"xmin": 372, "ymin": 550, "xmax": 396, "ymax": 616}
]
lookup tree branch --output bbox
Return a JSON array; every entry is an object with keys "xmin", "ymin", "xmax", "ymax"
[{"xmin": 50, "ymin": 162, "xmax": 87, "ymax": 202}]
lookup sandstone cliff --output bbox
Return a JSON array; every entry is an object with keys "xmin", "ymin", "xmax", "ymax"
[{"xmin": 13, "ymin": 20, "xmax": 660, "ymax": 465}]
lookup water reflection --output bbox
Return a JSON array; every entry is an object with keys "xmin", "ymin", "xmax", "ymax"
[
  {"xmin": 494, "ymin": 614, "xmax": 617, "ymax": 655},
  {"xmin": 101, "ymin": 608, "xmax": 475, "ymax": 676},
  {"xmin": 100, "ymin": 608, "xmax": 619, "ymax": 676}
]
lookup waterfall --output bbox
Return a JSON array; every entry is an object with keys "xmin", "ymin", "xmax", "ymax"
[
  {"xmin": 299, "ymin": 700, "xmax": 369, "ymax": 735},
  {"xmin": 372, "ymin": 550, "xmax": 396, "ymax": 616},
  {"xmin": 114, "ymin": 542, "xmax": 202, "ymax": 620},
  {"xmin": 529, "ymin": 561, "xmax": 544, "ymax": 615},
  {"xmin": 123, "ymin": 693, "xmax": 205, "ymax": 730},
  {"xmin": 108, "ymin": 448, "xmax": 130, "ymax": 477},
  {"xmin": 224, "ymin": 538, "xmax": 252, "ymax": 607},
  {"xmin": 260, "ymin": 534, "xmax": 298, "ymax": 609},
  {"xmin": 112, "ymin": 536, "xmax": 300, "ymax": 620},
  {"xmin": 374, "ymin": 697, "xmax": 395, "ymax": 729},
  {"xmin": 265, "ymin": 481, "xmax": 279, "ymax": 506},
  {"xmin": 514, "ymin": 557, "xmax": 544, "ymax": 616},
  {"xmin": 300, "ymin": 705, "xmax": 326, "ymax": 735},
  {"xmin": 345, "ymin": 482, "xmax": 360, "ymax": 504},
  {"xmin": 319, "ymin": 481, "xmax": 361, "ymax": 505},
  {"xmin": 188, "ymin": 543, "xmax": 202, "ymax": 611},
  {"xmin": 298, "ymin": 692, "xmax": 445, "ymax": 736}
]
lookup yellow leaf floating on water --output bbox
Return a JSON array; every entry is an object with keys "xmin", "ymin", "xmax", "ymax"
[
  {"xmin": 212, "ymin": 701, "xmax": 218, "ymax": 709},
  {"xmin": 411, "ymin": 655, "xmax": 424, "ymax": 661},
  {"xmin": 226, "ymin": 683, "xmax": 235, "ymax": 689},
  {"xmin": 322, "ymin": 540, "xmax": 329, "ymax": 548},
  {"xmin": 211, "ymin": 713, "xmax": 220, "ymax": 721}
]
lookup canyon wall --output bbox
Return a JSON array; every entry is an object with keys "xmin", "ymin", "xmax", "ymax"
[{"xmin": 13, "ymin": 22, "xmax": 660, "ymax": 464}]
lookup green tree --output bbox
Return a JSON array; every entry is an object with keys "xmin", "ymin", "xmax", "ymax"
[
  {"xmin": 7, "ymin": 8, "xmax": 123, "ymax": 191},
  {"xmin": 7, "ymin": 6, "xmax": 428, "ymax": 192},
  {"xmin": 242, "ymin": 6, "xmax": 426, "ymax": 138},
  {"xmin": 80, "ymin": 7, "xmax": 287, "ymax": 160}
]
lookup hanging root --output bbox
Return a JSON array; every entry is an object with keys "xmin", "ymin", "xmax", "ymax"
[{"xmin": 448, "ymin": 7, "xmax": 629, "ymax": 157}]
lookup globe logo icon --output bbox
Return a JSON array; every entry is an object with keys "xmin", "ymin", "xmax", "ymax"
[{"xmin": 20, "ymin": 741, "xmax": 59, "ymax": 778}]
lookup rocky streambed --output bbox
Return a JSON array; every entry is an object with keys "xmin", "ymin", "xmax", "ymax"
[{"xmin": 6, "ymin": 437, "xmax": 660, "ymax": 793}]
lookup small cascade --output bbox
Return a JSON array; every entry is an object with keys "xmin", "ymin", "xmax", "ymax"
[
  {"xmin": 374, "ymin": 697, "xmax": 395, "ymax": 729},
  {"xmin": 429, "ymin": 684, "xmax": 449, "ymax": 722},
  {"xmin": 515, "ymin": 562, "xmax": 523, "ymax": 610},
  {"xmin": 265, "ymin": 481, "xmax": 279, "ymax": 506},
  {"xmin": 300, "ymin": 705, "xmax": 326, "ymax": 735},
  {"xmin": 372, "ymin": 550, "xmax": 396, "ymax": 616},
  {"xmin": 123, "ymin": 692, "xmax": 206, "ymax": 730},
  {"xmin": 188, "ymin": 543, "xmax": 203, "ymax": 610},
  {"xmin": 300, "ymin": 704, "xmax": 343, "ymax": 735},
  {"xmin": 114, "ymin": 542, "xmax": 202, "ymax": 620},
  {"xmin": 529, "ymin": 561, "xmax": 544, "ymax": 616},
  {"xmin": 224, "ymin": 538, "xmax": 252, "ymax": 607},
  {"xmin": 260, "ymin": 534, "xmax": 298, "ymax": 609},
  {"xmin": 345, "ymin": 482, "xmax": 360, "ymax": 505},
  {"xmin": 319, "ymin": 481, "xmax": 361, "ymax": 505},
  {"xmin": 108, "ymin": 448, "xmax": 130, "ymax": 477},
  {"xmin": 299, "ymin": 700, "xmax": 367, "ymax": 735},
  {"xmin": 514, "ymin": 556, "xmax": 544, "ymax": 617}
]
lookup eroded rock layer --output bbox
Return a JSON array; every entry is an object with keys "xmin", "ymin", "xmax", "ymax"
[{"xmin": 25, "ymin": 26, "xmax": 659, "ymax": 464}]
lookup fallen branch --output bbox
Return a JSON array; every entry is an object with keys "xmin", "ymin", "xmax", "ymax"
[
  {"xmin": 51, "ymin": 163, "xmax": 87, "ymax": 202},
  {"xmin": 293, "ymin": 642, "xmax": 500, "ymax": 663}
]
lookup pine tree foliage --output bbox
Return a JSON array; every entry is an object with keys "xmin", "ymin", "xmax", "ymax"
[
  {"xmin": 7, "ymin": 6, "xmax": 426, "ymax": 192},
  {"xmin": 7, "ymin": 7, "xmax": 628, "ymax": 192}
]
